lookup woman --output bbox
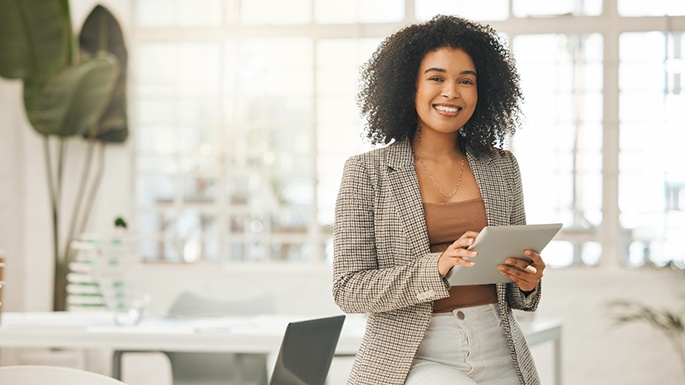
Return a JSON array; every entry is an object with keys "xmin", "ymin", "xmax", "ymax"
[{"xmin": 333, "ymin": 15, "xmax": 544, "ymax": 385}]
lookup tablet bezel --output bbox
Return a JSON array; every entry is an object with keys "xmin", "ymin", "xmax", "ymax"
[{"xmin": 445, "ymin": 223, "xmax": 562, "ymax": 286}]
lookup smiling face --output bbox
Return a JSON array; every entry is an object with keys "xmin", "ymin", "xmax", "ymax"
[{"xmin": 414, "ymin": 47, "xmax": 478, "ymax": 138}]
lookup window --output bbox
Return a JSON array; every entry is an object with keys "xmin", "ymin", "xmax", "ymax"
[
  {"xmin": 618, "ymin": 0, "xmax": 685, "ymax": 16},
  {"xmin": 513, "ymin": 0, "xmax": 602, "ymax": 17},
  {"xmin": 132, "ymin": 0, "xmax": 685, "ymax": 268},
  {"xmin": 513, "ymin": 33, "xmax": 604, "ymax": 267},
  {"xmin": 619, "ymin": 31, "xmax": 685, "ymax": 267},
  {"xmin": 415, "ymin": 0, "xmax": 509, "ymax": 21},
  {"xmin": 133, "ymin": 0, "xmax": 381, "ymax": 263}
]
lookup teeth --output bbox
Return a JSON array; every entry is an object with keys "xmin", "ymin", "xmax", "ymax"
[{"xmin": 434, "ymin": 105, "xmax": 460, "ymax": 113}]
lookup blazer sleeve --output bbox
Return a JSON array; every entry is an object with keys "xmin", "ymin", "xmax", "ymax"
[
  {"xmin": 332, "ymin": 156, "xmax": 449, "ymax": 314},
  {"xmin": 502, "ymin": 151, "xmax": 542, "ymax": 311}
]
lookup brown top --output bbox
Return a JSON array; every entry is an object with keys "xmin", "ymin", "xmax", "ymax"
[{"xmin": 423, "ymin": 199, "xmax": 497, "ymax": 313}]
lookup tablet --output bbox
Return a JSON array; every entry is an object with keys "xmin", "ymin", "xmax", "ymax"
[{"xmin": 445, "ymin": 223, "xmax": 562, "ymax": 286}]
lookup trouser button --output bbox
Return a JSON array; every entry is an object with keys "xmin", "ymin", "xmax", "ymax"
[{"xmin": 456, "ymin": 310, "xmax": 465, "ymax": 320}]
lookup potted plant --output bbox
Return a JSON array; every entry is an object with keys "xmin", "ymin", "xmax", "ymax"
[
  {"xmin": 0, "ymin": 0, "xmax": 128, "ymax": 311},
  {"xmin": 608, "ymin": 298, "xmax": 685, "ymax": 379}
]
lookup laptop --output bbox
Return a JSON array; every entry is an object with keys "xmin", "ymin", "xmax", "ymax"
[{"xmin": 269, "ymin": 315, "xmax": 346, "ymax": 385}]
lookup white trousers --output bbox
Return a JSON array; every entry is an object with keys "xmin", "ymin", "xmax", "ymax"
[{"xmin": 405, "ymin": 304, "xmax": 519, "ymax": 385}]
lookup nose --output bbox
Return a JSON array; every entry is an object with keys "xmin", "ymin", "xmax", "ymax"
[{"xmin": 442, "ymin": 83, "xmax": 460, "ymax": 99}]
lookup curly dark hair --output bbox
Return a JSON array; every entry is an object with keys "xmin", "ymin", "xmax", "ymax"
[{"xmin": 357, "ymin": 15, "xmax": 523, "ymax": 155}]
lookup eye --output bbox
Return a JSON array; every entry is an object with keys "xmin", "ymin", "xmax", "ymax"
[
  {"xmin": 428, "ymin": 76, "xmax": 444, "ymax": 82},
  {"xmin": 459, "ymin": 79, "xmax": 476, "ymax": 85}
]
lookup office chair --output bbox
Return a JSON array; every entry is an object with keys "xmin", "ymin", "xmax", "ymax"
[
  {"xmin": 113, "ymin": 291, "xmax": 275, "ymax": 385},
  {"xmin": 0, "ymin": 365, "xmax": 128, "ymax": 385},
  {"xmin": 269, "ymin": 315, "xmax": 345, "ymax": 385}
]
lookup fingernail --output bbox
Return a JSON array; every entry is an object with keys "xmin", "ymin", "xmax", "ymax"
[{"xmin": 498, "ymin": 266, "xmax": 505, "ymax": 271}]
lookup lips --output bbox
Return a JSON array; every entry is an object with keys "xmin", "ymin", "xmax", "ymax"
[{"xmin": 433, "ymin": 104, "xmax": 462, "ymax": 114}]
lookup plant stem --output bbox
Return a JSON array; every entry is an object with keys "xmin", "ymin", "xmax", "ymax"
[
  {"xmin": 43, "ymin": 138, "xmax": 62, "ymax": 311},
  {"xmin": 57, "ymin": 139, "xmax": 66, "ymax": 204},
  {"xmin": 78, "ymin": 141, "xmax": 106, "ymax": 239},
  {"xmin": 63, "ymin": 137, "xmax": 95, "ymax": 265}
]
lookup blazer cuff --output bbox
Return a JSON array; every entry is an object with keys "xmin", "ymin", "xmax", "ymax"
[{"xmin": 413, "ymin": 252, "xmax": 450, "ymax": 302}]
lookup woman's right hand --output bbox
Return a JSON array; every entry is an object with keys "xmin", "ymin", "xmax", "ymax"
[{"xmin": 437, "ymin": 231, "xmax": 480, "ymax": 278}]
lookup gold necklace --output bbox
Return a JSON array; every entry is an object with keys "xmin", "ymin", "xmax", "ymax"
[{"xmin": 416, "ymin": 156, "xmax": 465, "ymax": 200}]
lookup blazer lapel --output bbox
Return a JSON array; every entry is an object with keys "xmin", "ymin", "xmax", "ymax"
[
  {"xmin": 468, "ymin": 150, "xmax": 511, "ymax": 227},
  {"xmin": 387, "ymin": 141, "xmax": 431, "ymax": 258}
]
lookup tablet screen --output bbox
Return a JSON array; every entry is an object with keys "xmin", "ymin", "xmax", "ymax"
[{"xmin": 445, "ymin": 223, "xmax": 562, "ymax": 286}]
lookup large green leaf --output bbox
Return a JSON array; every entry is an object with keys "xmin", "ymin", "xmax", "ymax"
[
  {"xmin": 23, "ymin": 54, "xmax": 120, "ymax": 137},
  {"xmin": 79, "ymin": 4, "xmax": 129, "ymax": 143},
  {"xmin": 0, "ymin": 0, "xmax": 71, "ymax": 80}
]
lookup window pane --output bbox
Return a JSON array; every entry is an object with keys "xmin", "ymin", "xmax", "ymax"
[
  {"xmin": 316, "ymin": 39, "xmax": 377, "ymax": 228},
  {"xmin": 416, "ymin": 0, "xmax": 509, "ymax": 21},
  {"xmin": 135, "ymin": 0, "xmax": 223, "ymax": 27},
  {"xmin": 136, "ymin": 0, "xmax": 175, "ymax": 27},
  {"xmin": 513, "ymin": 33, "xmax": 604, "ymax": 266},
  {"xmin": 241, "ymin": 0, "xmax": 311, "ymax": 24},
  {"xmin": 513, "ymin": 0, "xmax": 602, "ymax": 17},
  {"xmin": 619, "ymin": 31, "xmax": 685, "ymax": 267},
  {"xmin": 618, "ymin": 0, "xmax": 685, "ymax": 16},
  {"xmin": 315, "ymin": 0, "xmax": 403, "ymax": 23}
]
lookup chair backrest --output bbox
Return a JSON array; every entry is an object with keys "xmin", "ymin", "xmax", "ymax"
[
  {"xmin": 0, "ymin": 365, "xmax": 128, "ymax": 385},
  {"xmin": 168, "ymin": 291, "xmax": 276, "ymax": 317},
  {"xmin": 165, "ymin": 291, "xmax": 276, "ymax": 385},
  {"xmin": 269, "ymin": 315, "xmax": 345, "ymax": 385}
]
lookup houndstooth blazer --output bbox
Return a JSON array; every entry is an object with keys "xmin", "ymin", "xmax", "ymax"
[{"xmin": 333, "ymin": 139, "xmax": 541, "ymax": 385}]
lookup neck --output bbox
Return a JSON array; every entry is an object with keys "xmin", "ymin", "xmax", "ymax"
[{"xmin": 411, "ymin": 131, "xmax": 461, "ymax": 159}]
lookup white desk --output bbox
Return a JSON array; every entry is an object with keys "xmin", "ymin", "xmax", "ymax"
[
  {"xmin": 0, "ymin": 312, "xmax": 364, "ymax": 355},
  {"xmin": 0, "ymin": 312, "xmax": 561, "ymax": 384},
  {"xmin": 521, "ymin": 318, "xmax": 563, "ymax": 385}
]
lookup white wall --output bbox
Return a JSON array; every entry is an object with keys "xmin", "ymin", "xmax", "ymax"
[{"xmin": 1, "ymin": 1, "xmax": 685, "ymax": 384}]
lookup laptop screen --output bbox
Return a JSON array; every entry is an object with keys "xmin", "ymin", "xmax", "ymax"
[{"xmin": 269, "ymin": 315, "xmax": 346, "ymax": 385}]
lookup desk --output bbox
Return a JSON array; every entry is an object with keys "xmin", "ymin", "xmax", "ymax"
[
  {"xmin": 521, "ymin": 319, "xmax": 563, "ymax": 385},
  {"xmin": 0, "ymin": 312, "xmax": 364, "ymax": 355},
  {"xmin": 0, "ymin": 312, "xmax": 561, "ymax": 384}
]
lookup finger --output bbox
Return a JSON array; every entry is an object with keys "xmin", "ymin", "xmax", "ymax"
[
  {"xmin": 446, "ymin": 241, "xmax": 478, "ymax": 258},
  {"xmin": 504, "ymin": 258, "xmax": 538, "ymax": 274},
  {"xmin": 499, "ymin": 264, "xmax": 533, "ymax": 278},
  {"xmin": 453, "ymin": 236, "xmax": 476, "ymax": 249},
  {"xmin": 525, "ymin": 250, "xmax": 547, "ymax": 271},
  {"xmin": 499, "ymin": 264, "xmax": 540, "ymax": 282},
  {"xmin": 458, "ymin": 257, "xmax": 475, "ymax": 266},
  {"xmin": 440, "ymin": 248, "xmax": 477, "ymax": 268},
  {"xmin": 452, "ymin": 231, "xmax": 479, "ymax": 248},
  {"xmin": 525, "ymin": 249, "xmax": 542, "ymax": 263},
  {"xmin": 461, "ymin": 230, "xmax": 480, "ymax": 240},
  {"xmin": 498, "ymin": 266, "xmax": 538, "ymax": 291}
]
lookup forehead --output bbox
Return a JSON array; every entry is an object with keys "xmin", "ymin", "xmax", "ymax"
[{"xmin": 420, "ymin": 47, "xmax": 476, "ymax": 71}]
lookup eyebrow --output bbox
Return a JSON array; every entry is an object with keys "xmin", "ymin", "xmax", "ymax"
[{"xmin": 424, "ymin": 67, "xmax": 477, "ymax": 76}]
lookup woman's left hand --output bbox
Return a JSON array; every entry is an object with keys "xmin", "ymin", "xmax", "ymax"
[{"xmin": 497, "ymin": 250, "xmax": 545, "ymax": 292}]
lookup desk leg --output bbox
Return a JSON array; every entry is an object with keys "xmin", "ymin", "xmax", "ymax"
[
  {"xmin": 112, "ymin": 351, "xmax": 123, "ymax": 380},
  {"xmin": 554, "ymin": 337, "xmax": 562, "ymax": 385}
]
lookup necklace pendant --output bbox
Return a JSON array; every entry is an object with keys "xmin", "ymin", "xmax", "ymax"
[{"xmin": 416, "ymin": 156, "xmax": 465, "ymax": 200}]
